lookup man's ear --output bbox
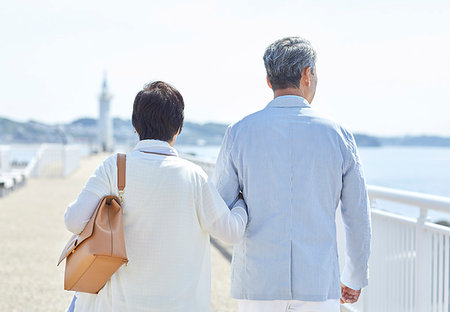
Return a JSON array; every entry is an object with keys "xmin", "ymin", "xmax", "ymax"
[
  {"xmin": 301, "ymin": 67, "xmax": 311, "ymax": 87},
  {"xmin": 266, "ymin": 76, "xmax": 273, "ymax": 89}
]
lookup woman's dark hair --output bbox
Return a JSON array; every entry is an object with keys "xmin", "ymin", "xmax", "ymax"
[{"xmin": 132, "ymin": 81, "xmax": 184, "ymax": 142}]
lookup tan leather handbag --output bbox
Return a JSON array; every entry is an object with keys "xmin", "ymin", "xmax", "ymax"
[{"xmin": 57, "ymin": 153, "xmax": 129, "ymax": 294}]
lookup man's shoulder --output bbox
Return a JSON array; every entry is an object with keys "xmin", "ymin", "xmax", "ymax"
[
  {"xmin": 227, "ymin": 108, "xmax": 268, "ymax": 135},
  {"xmin": 302, "ymin": 108, "xmax": 355, "ymax": 140},
  {"xmin": 224, "ymin": 105, "xmax": 356, "ymax": 154},
  {"xmin": 230, "ymin": 107, "xmax": 353, "ymax": 137}
]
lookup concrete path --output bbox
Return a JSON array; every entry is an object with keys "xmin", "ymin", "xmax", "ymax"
[{"xmin": 0, "ymin": 154, "xmax": 237, "ymax": 311}]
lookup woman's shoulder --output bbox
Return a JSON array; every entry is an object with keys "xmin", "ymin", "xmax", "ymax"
[
  {"xmin": 112, "ymin": 152, "xmax": 210, "ymax": 184},
  {"xmin": 100, "ymin": 153, "xmax": 120, "ymax": 172},
  {"xmin": 170, "ymin": 157, "xmax": 209, "ymax": 182},
  {"xmin": 90, "ymin": 153, "xmax": 121, "ymax": 183}
]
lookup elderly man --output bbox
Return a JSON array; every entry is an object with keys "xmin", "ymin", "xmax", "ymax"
[{"xmin": 213, "ymin": 37, "xmax": 371, "ymax": 312}]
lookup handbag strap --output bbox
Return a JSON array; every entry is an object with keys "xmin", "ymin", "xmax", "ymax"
[{"xmin": 117, "ymin": 153, "xmax": 126, "ymax": 203}]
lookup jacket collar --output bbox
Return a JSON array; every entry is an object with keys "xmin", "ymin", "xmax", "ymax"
[
  {"xmin": 133, "ymin": 139, "xmax": 178, "ymax": 156},
  {"xmin": 266, "ymin": 95, "xmax": 311, "ymax": 108}
]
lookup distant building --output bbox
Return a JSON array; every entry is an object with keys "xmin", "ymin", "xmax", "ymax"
[{"xmin": 98, "ymin": 75, "xmax": 113, "ymax": 152}]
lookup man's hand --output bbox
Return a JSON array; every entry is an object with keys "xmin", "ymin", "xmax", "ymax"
[{"xmin": 340, "ymin": 283, "xmax": 361, "ymax": 304}]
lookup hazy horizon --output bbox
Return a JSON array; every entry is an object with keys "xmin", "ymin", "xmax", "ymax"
[
  {"xmin": 3, "ymin": 113, "xmax": 450, "ymax": 139},
  {"xmin": 1, "ymin": 0, "xmax": 449, "ymax": 136}
]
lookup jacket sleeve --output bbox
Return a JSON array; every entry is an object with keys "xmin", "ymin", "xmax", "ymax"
[
  {"xmin": 212, "ymin": 125, "xmax": 240, "ymax": 208},
  {"xmin": 340, "ymin": 132, "xmax": 372, "ymax": 290}
]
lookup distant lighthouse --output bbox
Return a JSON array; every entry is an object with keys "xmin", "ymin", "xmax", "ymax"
[{"xmin": 98, "ymin": 74, "xmax": 113, "ymax": 152}]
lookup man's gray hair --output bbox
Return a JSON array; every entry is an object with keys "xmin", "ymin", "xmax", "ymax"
[{"xmin": 263, "ymin": 37, "xmax": 317, "ymax": 90}]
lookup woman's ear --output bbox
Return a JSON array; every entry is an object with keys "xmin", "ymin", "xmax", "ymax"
[{"xmin": 168, "ymin": 128, "xmax": 181, "ymax": 146}]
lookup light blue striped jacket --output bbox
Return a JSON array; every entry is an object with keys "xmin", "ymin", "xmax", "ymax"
[{"xmin": 213, "ymin": 95, "xmax": 371, "ymax": 301}]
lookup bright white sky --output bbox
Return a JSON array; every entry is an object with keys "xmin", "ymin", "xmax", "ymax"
[{"xmin": 1, "ymin": 0, "xmax": 449, "ymax": 136}]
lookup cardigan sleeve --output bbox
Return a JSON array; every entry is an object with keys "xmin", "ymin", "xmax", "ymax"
[
  {"xmin": 64, "ymin": 156, "xmax": 114, "ymax": 234},
  {"xmin": 64, "ymin": 189, "xmax": 101, "ymax": 234},
  {"xmin": 196, "ymin": 178, "xmax": 247, "ymax": 244}
]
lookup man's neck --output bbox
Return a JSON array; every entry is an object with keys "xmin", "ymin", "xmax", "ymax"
[{"xmin": 273, "ymin": 88, "xmax": 304, "ymax": 99}]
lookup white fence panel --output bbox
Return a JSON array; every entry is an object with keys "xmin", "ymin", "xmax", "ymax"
[
  {"xmin": 62, "ymin": 145, "xmax": 82, "ymax": 177},
  {"xmin": 27, "ymin": 144, "xmax": 82, "ymax": 178}
]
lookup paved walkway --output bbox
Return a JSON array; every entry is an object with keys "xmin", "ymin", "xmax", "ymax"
[{"xmin": 0, "ymin": 154, "xmax": 237, "ymax": 311}]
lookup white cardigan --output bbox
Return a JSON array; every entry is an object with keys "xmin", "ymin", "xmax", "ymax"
[{"xmin": 64, "ymin": 140, "xmax": 247, "ymax": 312}]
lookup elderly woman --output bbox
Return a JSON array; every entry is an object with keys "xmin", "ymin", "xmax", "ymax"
[{"xmin": 64, "ymin": 81, "xmax": 247, "ymax": 312}]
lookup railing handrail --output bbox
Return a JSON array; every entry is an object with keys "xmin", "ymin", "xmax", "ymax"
[
  {"xmin": 368, "ymin": 185, "xmax": 450, "ymax": 213},
  {"xmin": 182, "ymin": 154, "xmax": 450, "ymax": 214}
]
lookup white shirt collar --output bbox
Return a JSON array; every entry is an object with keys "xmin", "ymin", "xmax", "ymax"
[{"xmin": 133, "ymin": 139, "xmax": 178, "ymax": 156}]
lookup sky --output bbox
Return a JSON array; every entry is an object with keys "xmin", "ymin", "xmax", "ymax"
[{"xmin": 1, "ymin": 0, "xmax": 449, "ymax": 136}]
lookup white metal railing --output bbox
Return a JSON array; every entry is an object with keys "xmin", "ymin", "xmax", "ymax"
[
  {"xmin": 9, "ymin": 144, "xmax": 82, "ymax": 178},
  {"xmin": 187, "ymin": 157, "xmax": 450, "ymax": 312},
  {"xmin": 349, "ymin": 186, "xmax": 450, "ymax": 312},
  {"xmin": 30, "ymin": 144, "xmax": 82, "ymax": 177},
  {"xmin": 1, "ymin": 144, "xmax": 83, "ymax": 197}
]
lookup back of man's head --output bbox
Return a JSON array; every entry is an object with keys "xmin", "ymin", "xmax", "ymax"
[{"xmin": 263, "ymin": 37, "xmax": 317, "ymax": 91}]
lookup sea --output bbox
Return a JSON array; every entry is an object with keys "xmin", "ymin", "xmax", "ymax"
[
  {"xmin": 7, "ymin": 144, "xmax": 450, "ymax": 222},
  {"xmin": 176, "ymin": 145, "xmax": 450, "ymax": 223}
]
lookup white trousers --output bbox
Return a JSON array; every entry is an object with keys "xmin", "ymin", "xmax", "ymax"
[{"xmin": 237, "ymin": 299, "xmax": 340, "ymax": 312}]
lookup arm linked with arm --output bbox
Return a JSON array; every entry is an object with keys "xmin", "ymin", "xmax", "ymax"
[
  {"xmin": 197, "ymin": 178, "xmax": 248, "ymax": 245},
  {"xmin": 340, "ymin": 134, "xmax": 372, "ymax": 291},
  {"xmin": 208, "ymin": 198, "xmax": 248, "ymax": 245}
]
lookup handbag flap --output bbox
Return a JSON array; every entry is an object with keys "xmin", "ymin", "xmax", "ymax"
[
  {"xmin": 57, "ymin": 195, "xmax": 121, "ymax": 266},
  {"xmin": 57, "ymin": 234, "xmax": 79, "ymax": 266}
]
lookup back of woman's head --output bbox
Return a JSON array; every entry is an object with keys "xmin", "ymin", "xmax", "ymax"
[{"xmin": 132, "ymin": 81, "xmax": 184, "ymax": 142}]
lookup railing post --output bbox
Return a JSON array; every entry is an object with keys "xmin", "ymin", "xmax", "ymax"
[
  {"xmin": 62, "ymin": 145, "xmax": 67, "ymax": 177},
  {"xmin": 414, "ymin": 207, "xmax": 431, "ymax": 312},
  {"xmin": 363, "ymin": 196, "xmax": 376, "ymax": 312}
]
